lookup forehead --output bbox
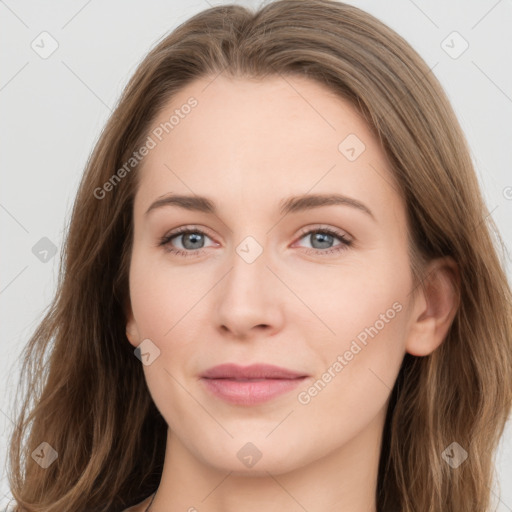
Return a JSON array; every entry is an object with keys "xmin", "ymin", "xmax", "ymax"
[{"xmin": 133, "ymin": 74, "xmax": 402, "ymax": 222}]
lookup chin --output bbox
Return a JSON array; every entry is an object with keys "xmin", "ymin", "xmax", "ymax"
[{"xmin": 192, "ymin": 437, "xmax": 314, "ymax": 476}]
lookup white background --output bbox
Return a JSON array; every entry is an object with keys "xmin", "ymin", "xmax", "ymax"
[{"xmin": 1, "ymin": 0, "xmax": 511, "ymax": 509}]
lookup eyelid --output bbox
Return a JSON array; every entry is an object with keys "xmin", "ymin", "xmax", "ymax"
[
  {"xmin": 159, "ymin": 225, "xmax": 219, "ymax": 249},
  {"xmin": 295, "ymin": 224, "xmax": 352, "ymax": 242},
  {"xmin": 161, "ymin": 224, "xmax": 218, "ymax": 242}
]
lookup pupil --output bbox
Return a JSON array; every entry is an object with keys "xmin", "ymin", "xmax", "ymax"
[
  {"xmin": 312, "ymin": 232, "xmax": 332, "ymax": 249},
  {"xmin": 183, "ymin": 233, "xmax": 203, "ymax": 249}
]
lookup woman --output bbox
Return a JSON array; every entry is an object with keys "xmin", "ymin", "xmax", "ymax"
[{"xmin": 7, "ymin": 1, "xmax": 512, "ymax": 511}]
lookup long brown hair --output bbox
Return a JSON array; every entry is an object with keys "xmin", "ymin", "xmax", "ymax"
[{"xmin": 7, "ymin": 1, "xmax": 512, "ymax": 510}]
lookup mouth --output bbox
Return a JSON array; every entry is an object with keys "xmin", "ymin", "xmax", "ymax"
[{"xmin": 200, "ymin": 363, "xmax": 309, "ymax": 406}]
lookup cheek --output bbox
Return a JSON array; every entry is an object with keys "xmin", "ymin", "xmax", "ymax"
[
  {"xmin": 291, "ymin": 293, "xmax": 407, "ymax": 450},
  {"xmin": 291, "ymin": 248, "xmax": 410, "ymax": 350},
  {"xmin": 128, "ymin": 247, "xmax": 202, "ymax": 339},
  {"xmin": 294, "ymin": 247, "xmax": 410, "ymax": 411},
  {"xmin": 128, "ymin": 249, "xmax": 205, "ymax": 425},
  {"xmin": 128, "ymin": 247, "xmax": 213, "ymax": 394}
]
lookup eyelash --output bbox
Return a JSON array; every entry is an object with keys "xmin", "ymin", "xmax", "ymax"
[{"xmin": 158, "ymin": 225, "xmax": 352, "ymax": 258}]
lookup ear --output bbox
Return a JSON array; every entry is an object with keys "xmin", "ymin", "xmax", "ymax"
[
  {"xmin": 125, "ymin": 300, "xmax": 141, "ymax": 348},
  {"xmin": 405, "ymin": 257, "xmax": 460, "ymax": 356}
]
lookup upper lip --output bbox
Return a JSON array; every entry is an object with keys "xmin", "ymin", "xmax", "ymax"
[{"xmin": 201, "ymin": 363, "xmax": 307, "ymax": 379}]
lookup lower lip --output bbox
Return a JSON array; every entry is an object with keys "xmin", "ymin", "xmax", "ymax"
[{"xmin": 200, "ymin": 377, "xmax": 307, "ymax": 405}]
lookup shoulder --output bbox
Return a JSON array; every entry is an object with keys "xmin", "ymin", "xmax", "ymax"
[{"xmin": 122, "ymin": 493, "xmax": 154, "ymax": 512}]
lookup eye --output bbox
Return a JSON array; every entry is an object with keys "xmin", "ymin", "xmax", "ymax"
[
  {"xmin": 158, "ymin": 226, "xmax": 216, "ymax": 257},
  {"xmin": 294, "ymin": 226, "xmax": 352, "ymax": 256},
  {"xmin": 158, "ymin": 225, "xmax": 352, "ymax": 258}
]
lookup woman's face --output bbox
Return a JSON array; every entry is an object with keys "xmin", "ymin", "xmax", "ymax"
[{"xmin": 126, "ymin": 74, "xmax": 418, "ymax": 475}]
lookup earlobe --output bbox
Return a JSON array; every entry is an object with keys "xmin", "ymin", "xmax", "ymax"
[
  {"xmin": 125, "ymin": 303, "xmax": 140, "ymax": 348},
  {"xmin": 125, "ymin": 323, "xmax": 139, "ymax": 347},
  {"xmin": 405, "ymin": 257, "xmax": 460, "ymax": 357}
]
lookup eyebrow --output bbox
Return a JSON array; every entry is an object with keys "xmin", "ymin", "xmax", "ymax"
[{"xmin": 145, "ymin": 193, "xmax": 375, "ymax": 220}]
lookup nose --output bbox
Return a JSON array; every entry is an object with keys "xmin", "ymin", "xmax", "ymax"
[{"xmin": 214, "ymin": 241, "xmax": 284, "ymax": 340}]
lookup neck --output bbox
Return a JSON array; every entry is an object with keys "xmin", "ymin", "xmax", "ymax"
[{"xmin": 149, "ymin": 409, "xmax": 385, "ymax": 512}]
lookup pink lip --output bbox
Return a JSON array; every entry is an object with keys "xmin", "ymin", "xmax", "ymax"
[{"xmin": 200, "ymin": 363, "xmax": 308, "ymax": 405}]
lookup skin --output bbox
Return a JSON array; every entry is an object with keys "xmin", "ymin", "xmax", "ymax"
[{"xmin": 125, "ymin": 74, "xmax": 459, "ymax": 512}]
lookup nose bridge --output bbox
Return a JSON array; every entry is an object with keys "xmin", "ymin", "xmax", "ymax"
[
  {"xmin": 225, "ymin": 233, "xmax": 270, "ymax": 301},
  {"xmin": 214, "ymin": 231, "xmax": 281, "ymax": 335}
]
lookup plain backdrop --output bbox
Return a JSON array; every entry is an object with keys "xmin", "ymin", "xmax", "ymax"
[{"xmin": 1, "ymin": 0, "xmax": 511, "ymax": 509}]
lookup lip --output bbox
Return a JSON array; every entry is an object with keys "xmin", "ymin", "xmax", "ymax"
[{"xmin": 200, "ymin": 363, "xmax": 308, "ymax": 405}]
